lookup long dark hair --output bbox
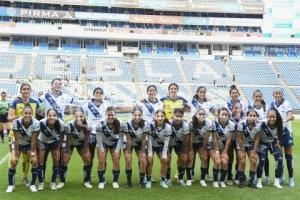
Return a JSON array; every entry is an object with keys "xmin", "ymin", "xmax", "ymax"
[
  {"xmin": 268, "ymin": 108, "xmax": 283, "ymax": 144},
  {"xmin": 46, "ymin": 108, "xmax": 61, "ymax": 133},
  {"xmin": 154, "ymin": 109, "xmax": 170, "ymax": 128},
  {"xmin": 253, "ymin": 90, "xmax": 266, "ymax": 112},
  {"xmin": 193, "ymin": 86, "xmax": 207, "ymax": 102},
  {"xmin": 132, "ymin": 106, "xmax": 145, "ymax": 128},
  {"xmin": 106, "ymin": 106, "xmax": 120, "ymax": 134},
  {"xmin": 192, "ymin": 108, "xmax": 206, "ymax": 129},
  {"xmin": 20, "ymin": 83, "xmax": 31, "ymax": 92}
]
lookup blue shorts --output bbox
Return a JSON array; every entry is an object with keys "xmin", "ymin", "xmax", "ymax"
[
  {"xmin": 39, "ymin": 140, "xmax": 60, "ymax": 151},
  {"xmin": 103, "ymin": 142, "xmax": 118, "ymax": 150},
  {"xmin": 89, "ymin": 133, "xmax": 97, "ymax": 145},
  {"xmin": 125, "ymin": 142, "xmax": 142, "ymax": 153},
  {"xmin": 258, "ymin": 142, "xmax": 282, "ymax": 160},
  {"xmin": 71, "ymin": 143, "xmax": 85, "ymax": 151},
  {"xmin": 172, "ymin": 141, "xmax": 184, "ymax": 154},
  {"xmin": 18, "ymin": 144, "xmax": 31, "ymax": 152},
  {"xmin": 245, "ymin": 146, "xmax": 254, "ymax": 152},
  {"xmin": 281, "ymin": 128, "xmax": 293, "ymax": 148},
  {"xmin": 193, "ymin": 142, "xmax": 203, "ymax": 150},
  {"xmin": 152, "ymin": 146, "xmax": 164, "ymax": 155}
]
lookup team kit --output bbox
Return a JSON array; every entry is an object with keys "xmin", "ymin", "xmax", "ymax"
[{"xmin": 3, "ymin": 79, "xmax": 295, "ymax": 193}]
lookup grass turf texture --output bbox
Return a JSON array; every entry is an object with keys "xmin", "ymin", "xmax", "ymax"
[{"xmin": 0, "ymin": 119, "xmax": 299, "ymax": 200}]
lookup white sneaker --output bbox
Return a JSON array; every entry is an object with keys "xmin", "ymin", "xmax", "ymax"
[
  {"xmin": 160, "ymin": 180, "xmax": 169, "ymax": 189},
  {"xmin": 213, "ymin": 181, "xmax": 219, "ymax": 188},
  {"xmin": 84, "ymin": 182, "xmax": 93, "ymax": 189},
  {"xmin": 145, "ymin": 181, "xmax": 152, "ymax": 189},
  {"xmin": 37, "ymin": 183, "xmax": 45, "ymax": 191},
  {"xmin": 220, "ymin": 181, "xmax": 226, "ymax": 188},
  {"xmin": 178, "ymin": 179, "xmax": 186, "ymax": 187},
  {"xmin": 98, "ymin": 182, "xmax": 105, "ymax": 189},
  {"xmin": 274, "ymin": 178, "xmax": 283, "ymax": 189},
  {"xmin": 234, "ymin": 179, "xmax": 239, "ymax": 185},
  {"xmin": 200, "ymin": 180, "xmax": 207, "ymax": 187},
  {"xmin": 6, "ymin": 185, "xmax": 15, "ymax": 193},
  {"xmin": 289, "ymin": 178, "xmax": 295, "ymax": 188},
  {"xmin": 256, "ymin": 178, "xmax": 263, "ymax": 189},
  {"xmin": 56, "ymin": 182, "xmax": 65, "ymax": 189},
  {"xmin": 186, "ymin": 180, "xmax": 192, "ymax": 186},
  {"xmin": 50, "ymin": 182, "xmax": 57, "ymax": 190},
  {"xmin": 112, "ymin": 182, "xmax": 119, "ymax": 189},
  {"xmin": 29, "ymin": 185, "xmax": 38, "ymax": 192}
]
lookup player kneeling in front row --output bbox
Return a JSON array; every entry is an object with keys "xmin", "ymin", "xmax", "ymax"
[
  {"xmin": 96, "ymin": 107, "xmax": 123, "ymax": 189},
  {"xmin": 6, "ymin": 106, "xmax": 40, "ymax": 193},
  {"xmin": 58, "ymin": 110, "xmax": 92, "ymax": 189}
]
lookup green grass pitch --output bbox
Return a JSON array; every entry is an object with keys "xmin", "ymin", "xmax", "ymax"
[{"xmin": 0, "ymin": 120, "xmax": 299, "ymax": 200}]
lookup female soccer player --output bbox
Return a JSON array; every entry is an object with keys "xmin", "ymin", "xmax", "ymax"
[
  {"xmin": 96, "ymin": 107, "xmax": 123, "ymax": 189},
  {"xmin": 0, "ymin": 91, "xmax": 9, "ymax": 143},
  {"xmin": 7, "ymin": 83, "xmax": 41, "ymax": 187},
  {"xmin": 123, "ymin": 106, "xmax": 149, "ymax": 188},
  {"xmin": 190, "ymin": 86, "xmax": 212, "ymax": 115},
  {"xmin": 236, "ymin": 109, "xmax": 261, "ymax": 188},
  {"xmin": 160, "ymin": 83, "xmax": 190, "ymax": 120},
  {"xmin": 248, "ymin": 90, "xmax": 270, "ymax": 184},
  {"xmin": 82, "ymin": 87, "xmax": 110, "ymax": 175},
  {"xmin": 167, "ymin": 108, "xmax": 190, "ymax": 187},
  {"xmin": 147, "ymin": 109, "xmax": 172, "ymax": 189},
  {"xmin": 38, "ymin": 109, "xmax": 65, "ymax": 191},
  {"xmin": 188, "ymin": 108, "xmax": 214, "ymax": 187},
  {"xmin": 209, "ymin": 107, "xmax": 235, "ymax": 188},
  {"xmin": 256, "ymin": 109, "xmax": 283, "ymax": 189},
  {"xmin": 270, "ymin": 88, "xmax": 295, "ymax": 187},
  {"xmin": 58, "ymin": 110, "xmax": 92, "ymax": 189},
  {"xmin": 6, "ymin": 106, "xmax": 40, "ymax": 193}
]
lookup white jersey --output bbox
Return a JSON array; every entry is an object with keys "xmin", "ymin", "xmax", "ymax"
[
  {"xmin": 137, "ymin": 99, "xmax": 163, "ymax": 124},
  {"xmin": 82, "ymin": 100, "xmax": 110, "ymax": 134},
  {"xmin": 190, "ymin": 98, "xmax": 212, "ymax": 116},
  {"xmin": 40, "ymin": 92, "xmax": 80, "ymax": 120},
  {"xmin": 148, "ymin": 122, "xmax": 172, "ymax": 159},
  {"xmin": 122, "ymin": 120, "xmax": 150, "ymax": 147},
  {"xmin": 12, "ymin": 117, "xmax": 40, "ymax": 146},
  {"xmin": 214, "ymin": 119, "xmax": 236, "ymax": 143},
  {"xmin": 65, "ymin": 120, "xmax": 87, "ymax": 146},
  {"xmin": 96, "ymin": 119, "xmax": 123, "ymax": 152},
  {"xmin": 237, "ymin": 120, "xmax": 261, "ymax": 147},
  {"xmin": 170, "ymin": 120, "xmax": 190, "ymax": 146},
  {"xmin": 260, "ymin": 121, "xmax": 278, "ymax": 143},
  {"xmin": 270, "ymin": 100, "xmax": 293, "ymax": 133},
  {"xmin": 247, "ymin": 103, "xmax": 269, "ymax": 122},
  {"xmin": 190, "ymin": 118, "xmax": 214, "ymax": 144},
  {"xmin": 38, "ymin": 118, "xmax": 65, "ymax": 144}
]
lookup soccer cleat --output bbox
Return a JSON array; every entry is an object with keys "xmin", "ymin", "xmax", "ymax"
[
  {"xmin": 112, "ymin": 182, "xmax": 119, "ymax": 189},
  {"xmin": 200, "ymin": 180, "xmax": 207, "ymax": 187},
  {"xmin": 227, "ymin": 180, "xmax": 233, "ymax": 186},
  {"xmin": 6, "ymin": 185, "xmax": 15, "ymax": 193},
  {"xmin": 220, "ymin": 182, "xmax": 226, "ymax": 188},
  {"xmin": 274, "ymin": 178, "xmax": 283, "ymax": 189},
  {"xmin": 213, "ymin": 182, "xmax": 219, "ymax": 188},
  {"xmin": 84, "ymin": 182, "xmax": 93, "ymax": 189},
  {"xmin": 29, "ymin": 185, "xmax": 38, "ymax": 192},
  {"xmin": 234, "ymin": 179, "xmax": 239, "ymax": 185},
  {"xmin": 56, "ymin": 182, "xmax": 65, "ymax": 189},
  {"xmin": 21, "ymin": 177, "xmax": 30, "ymax": 187},
  {"xmin": 145, "ymin": 181, "xmax": 152, "ymax": 189},
  {"xmin": 256, "ymin": 179, "xmax": 263, "ymax": 189},
  {"xmin": 160, "ymin": 180, "xmax": 169, "ymax": 189},
  {"xmin": 178, "ymin": 179, "xmax": 186, "ymax": 187},
  {"xmin": 289, "ymin": 178, "xmax": 295, "ymax": 188},
  {"xmin": 50, "ymin": 182, "xmax": 57, "ymax": 190},
  {"xmin": 98, "ymin": 182, "xmax": 105, "ymax": 189},
  {"xmin": 186, "ymin": 180, "xmax": 192, "ymax": 186},
  {"xmin": 37, "ymin": 183, "xmax": 45, "ymax": 191}
]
